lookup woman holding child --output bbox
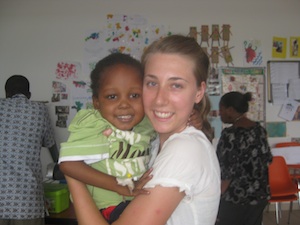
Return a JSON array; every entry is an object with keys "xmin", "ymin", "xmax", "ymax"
[{"xmin": 65, "ymin": 34, "xmax": 221, "ymax": 225}]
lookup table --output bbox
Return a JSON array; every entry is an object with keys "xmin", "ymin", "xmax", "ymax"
[{"xmin": 45, "ymin": 203, "xmax": 77, "ymax": 225}]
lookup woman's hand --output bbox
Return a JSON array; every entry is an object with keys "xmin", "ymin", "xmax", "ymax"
[{"xmin": 132, "ymin": 168, "xmax": 153, "ymax": 196}]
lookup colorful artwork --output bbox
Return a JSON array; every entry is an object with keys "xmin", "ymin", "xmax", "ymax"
[
  {"xmin": 290, "ymin": 36, "xmax": 300, "ymax": 58},
  {"xmin": 188, "ymin": 24, "xmax": 234, "ymax": 69},
  {"xmin": 272, "ymin": 37, "xmax": 287, "ymax": 58},
  {"xmin": 210, "ymin": 24, "xmax": 221, "ymax": 46},
  {"xmin": 220, "ymin": 24, "xmax": 232, "ymax": 46},
  {"xmin": 278, "ymin": 98, "xmax": 300, "ymax": 121},
  {"xmin": 55, "ymin": 61, "xmax": 81, "ymax": 80},
  {"xmin": 243, "ymin": 40, "xmax": 263, "ymax": 66},
  {"xmin": 200, "ymin": 25, "xmax": 209, "ymax": 46},
  {"xmin": 70, "ymin": 80, "xmax": 93, "ymax": 115},
  {"xmin": 189, "ymin": 26, "xmax": 198, "ymax": 41},
  {"xmin": 82, "ymin": 14, "xmax": 171, "ymax": 76},
  {"xmin": 51, "ymin": 81, "xmax": 68, "ymax": 103},
  {"xmin": 220, "ymin": 46, "xmax": 234, "ymax": 66}
]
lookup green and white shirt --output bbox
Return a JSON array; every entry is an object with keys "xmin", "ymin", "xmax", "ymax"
[{"xmin": 59, "ymin": 109, "xmax": 156, "ymax": 209}]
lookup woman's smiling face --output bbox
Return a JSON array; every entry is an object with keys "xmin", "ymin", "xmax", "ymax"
[{"xmin": 142, "ymin": 53, "xmax": 205, "ymax": 142}]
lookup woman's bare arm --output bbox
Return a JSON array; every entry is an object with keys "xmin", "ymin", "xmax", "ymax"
[
  {"xmin": 66, "ymin": 175, "xmax": 109, "ymax": 225},
  {"xmin": 66, "ymin": 175, "xmax": 185, "ymax": 225}
]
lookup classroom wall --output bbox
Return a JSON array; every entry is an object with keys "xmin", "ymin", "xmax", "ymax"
[{"xmin": 1, "ymin": 0, "xmax": 300, "ymax": 176}]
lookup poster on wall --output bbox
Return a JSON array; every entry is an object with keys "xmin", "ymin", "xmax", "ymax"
[
  {"xmin": 290, "ymin": 36, "xmax": 300, "ymax": 58},
  {"xmin": 82, "ymin": 14, "xmax": 171, "ymax": 77},
  {"xmin": 220, "ymin": 67, "xmax": 266, "ymax": 123},
  {"xmin": 272, "ymin": 37, "xmax": 287, "ymax": 58},
  {"xmin": 278, "ymin": 98, "xmax": 300, "ymax": 121},
  {"xmin": 243, "ymin": 39, "xmax": 263, "ymax": 66}
]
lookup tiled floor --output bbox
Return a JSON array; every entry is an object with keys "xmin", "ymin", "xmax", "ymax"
[{"xmin": 263, "ymin": 209, "xmax": 300, "ymax": 225}]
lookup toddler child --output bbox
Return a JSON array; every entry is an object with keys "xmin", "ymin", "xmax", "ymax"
[{"xmin": 59, "ymin": 53, "xmax": 156, "ymax": 223}]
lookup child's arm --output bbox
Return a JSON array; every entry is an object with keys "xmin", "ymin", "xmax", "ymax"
[{"xmin": 59, "ymin": 161, "xmax": 151, "ymax": 196}]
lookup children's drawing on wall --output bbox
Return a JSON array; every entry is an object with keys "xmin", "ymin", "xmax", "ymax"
[
  {"xmin": 55, "ymin": 106, "xmax": 70, "ymax": 128},
  {"xmin": 188, "ymin": 24, "xmax": 234, "ymax": 69},
  {"xmin": 51, "ymin": 81, "xmax": 68, "ymax": 103},
  {"xmin": 210, "ymin": 24, "xmax": 221, "ymax": 46},
  {"xmin": 70, "ymin": 80, "xmax": 93, "ymax": 114},
  {"xmin": 83, "ymin": 14, "xmax": 171, "ymax": 77},
  {"xmin": 105, "ymin": 14, "xmax": 169, "ymax": 60},
  {"xmin": 220, "ymin": 24, "xmax": 232, "ymax": 46},
  {"xmin": 272, "ymin": 37, "xmax": 287, "ymax": 58},
  {"xmin": 290, "ymin": 36, "xmax": 300, "ymax": 58},
  {"xmin": 188, "ymin": 26, "xmax": 198, "ymax": 41},
  {"xmin": 278, "ymin": 98, "xmax": 300, "ymax": 121},
  {"xmin": 220, "ymin": 46, "xmax": 234, "ymax": 66},
  {"xmin": 207, "ymin": 67, "xmax": 220, "ymax": 96},
  {"xmin": 83, "ymin": 30, "xmax": 104, "ymax": 76},
  {"xmin": 243, "ymin": 40, "xmax": 263, "ymax": 66},
  {"xmin": 200, "ymin": 25, "xmax": 209, "ymax": 46},
  {"xmin": 210, "ymin": 46, "xmax": 220, "ymax": 68},
  {"xmin": 55, "ymin": 61, "xmax": 82, "ymax": 80}
]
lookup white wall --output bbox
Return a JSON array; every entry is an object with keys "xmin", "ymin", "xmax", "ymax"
[{"xmin": 1, "ymin": 0, "xmax": 300, "ymax": 176}]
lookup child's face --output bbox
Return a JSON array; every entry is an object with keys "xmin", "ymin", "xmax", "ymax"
[{"xmin": 93, "ymin": 64, "xmax": 144, "ymax": 130}]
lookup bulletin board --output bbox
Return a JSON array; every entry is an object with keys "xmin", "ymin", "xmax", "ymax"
[
  {"xmin": 209, "ymin": 67, "xmax": 266, "ymax": 139},
  {"xmin": 267, "ymin": 60, "xmax": 300, "ymax": 105},
  {"xmin": 220, "ymin": 67, "xmax": 266, "ymax": 124}
]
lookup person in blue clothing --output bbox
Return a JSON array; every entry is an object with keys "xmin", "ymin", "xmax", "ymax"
[{"xmin": 0, "ymin": 75, "xmax": 58, "ymax": 225}]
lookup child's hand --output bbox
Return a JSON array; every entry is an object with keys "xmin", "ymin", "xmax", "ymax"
[
  {"xmin": 116, "ymin": 168, "xmax": 153, "ymax": 197},
  {"xmin": 187, "ymin": 109, "xmax": 202, "ymax": 130},
  {"xmin": 102, "ymin": 128, "xmax": 113, "ymax": 137},
  {"xmin": 131, "ymin": 168, "xmax": 153, "ymax": 196}
]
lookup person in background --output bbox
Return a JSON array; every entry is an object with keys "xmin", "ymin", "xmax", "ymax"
[
  {"xmin": 0, "ymin": 75, "xmax": 58, "ymax": 225},
  {"xmin": 65, "ymin": 34, "xmax": 221, "ymax": 225},
  {"xmin": 215, "ymin": 91, "xmax": 273, "ymax": 225}
]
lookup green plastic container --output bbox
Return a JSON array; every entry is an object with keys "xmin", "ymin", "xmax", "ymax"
[{"xmin": 43, "ymin": 183, "xmax": 70, "ymax": 213}]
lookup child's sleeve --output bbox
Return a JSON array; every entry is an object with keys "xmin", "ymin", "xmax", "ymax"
[{"xmin": 59, "ymin": 109, "xmax": 110, "ymax": 164}]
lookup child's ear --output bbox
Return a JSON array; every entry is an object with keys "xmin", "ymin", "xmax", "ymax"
[{"xmin": 92, "ymin": 97, "xmax": 100, "ymax": 109}]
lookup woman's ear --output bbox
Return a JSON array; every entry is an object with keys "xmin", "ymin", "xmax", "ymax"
[{"xmin": 195, "ymin": 81, "xmax": 206, "ymax": 104}]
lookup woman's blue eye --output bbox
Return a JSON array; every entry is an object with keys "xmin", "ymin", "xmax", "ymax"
[
  {"xmin": 172, "ymin": 83, "xmax": 183, "ymax": 89},
  {"xmin": 147, "ymin": 81, "xmax": 157, "ymax": 87}
]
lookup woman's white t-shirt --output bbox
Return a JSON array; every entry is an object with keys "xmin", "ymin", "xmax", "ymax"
[{"xmin": 145, "ymin": 126, "xmax": 221, "ymax": 225}]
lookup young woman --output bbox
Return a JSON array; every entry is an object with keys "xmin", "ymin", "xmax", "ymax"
[{"xmin": 66, "ymin": 34, "xmax": 221, "ymax": 225}]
